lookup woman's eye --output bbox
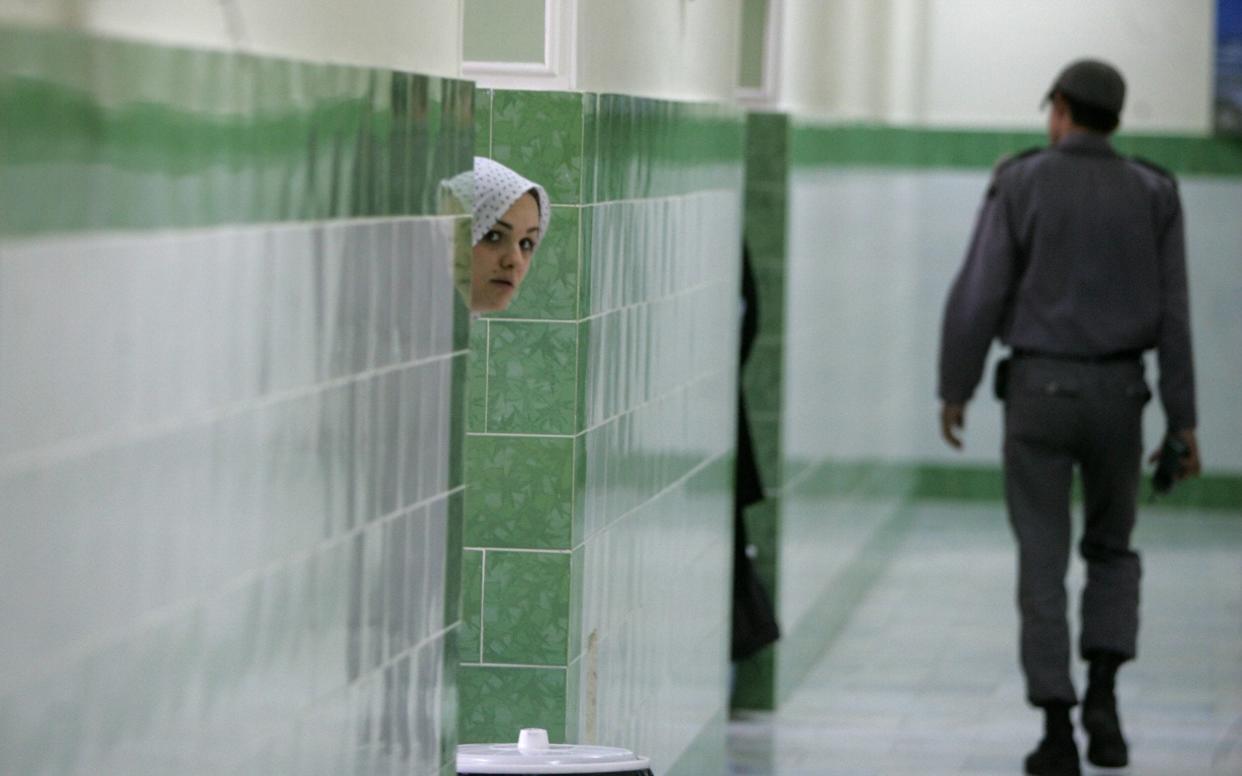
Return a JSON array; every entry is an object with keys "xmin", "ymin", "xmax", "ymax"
[
  {"xmin": 483, "ymin": 230, "xmax": 502, "ymax": 243},
  {"xmin": 520, "ymin": 239, "xmax": 537, "ymax": 253}
]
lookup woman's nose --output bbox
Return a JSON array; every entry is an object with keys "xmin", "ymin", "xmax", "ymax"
[{"xmin": 500, "ymin": 244, "xmax": 523, "ymax": 269}]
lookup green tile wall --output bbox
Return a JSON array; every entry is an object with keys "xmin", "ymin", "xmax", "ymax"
[
  {"xmin": 1, "ymin": 26, "xmax": 472, "ymax": 776},
  {"xmin": 462, "ymin": 89, "xmax": 745, "ymax": 773},
  {"xmin": 0, "ymin": 27, "xmax": 471, "ymax": 236},
  {"xmin": 731, "ymin": 112, "xmax": 789, "ymax": 710}
]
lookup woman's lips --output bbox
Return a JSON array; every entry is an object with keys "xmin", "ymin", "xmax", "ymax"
[{"xmin": 490, "ymin": 278, "xmax": 514, "ymax": 287}]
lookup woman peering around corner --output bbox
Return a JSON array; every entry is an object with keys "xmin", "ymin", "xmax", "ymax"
[{"xmin": 442, "ymin": 157, "xmax": 551, "ymax": 313}]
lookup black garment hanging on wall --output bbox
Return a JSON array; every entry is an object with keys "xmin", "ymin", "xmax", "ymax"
[{"xmin": 731, "ymin": 242, "xmax": 780, "ymax": 662}]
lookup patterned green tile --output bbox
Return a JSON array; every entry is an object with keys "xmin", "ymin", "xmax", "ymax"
[
  {"xmin": 457, "ymin": 665, "xmax": 566, "ymax": 744},
  {"xmin": 485, "ymin": 321, "xmax": 577, "ymax": 435},
  {"xmin": 459, "ymin": 549, "xmax": 484, "ymax": 662},
  {"xmin": 466, "ymin": 322, "xmax": 488, "ymax": 434},
  {"xmin": 464, "ymin": 435, "xmax": 574, "ymax": 550},
  {"xmin": 485, "ymin": 205, "xmax": 579, "ymax": 321},
  {"xmin": 474, "ymin": 87, "xmax": 492, "ymax": 158},
  {"xmin": 491, "ymin": 90, "xmax": 584, "ymax": 205},
  {"xmin": 482, "ymin": 551, "xmax": 570, "ymax": 665}
]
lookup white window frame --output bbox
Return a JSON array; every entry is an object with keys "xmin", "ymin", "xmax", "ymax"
[
  {"xmin": 735, "ymin": 0, "xmax": 783, "ymax": 107},
  {"xmin": 462, "ymin": 0, "xmax": 577, "ymax": 91}
]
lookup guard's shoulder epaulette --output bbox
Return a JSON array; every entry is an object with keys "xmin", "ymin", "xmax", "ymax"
[
  {"xmin": 987, "ymin": 147, "xmax": 1042, "ymax": 197},
  {"xmin": 993, "ymin": 146, "xmax": 1043, "ymax": 175},
  {"xmin": 1130, "ymin": 155, "xmax": 1178, "ymax": 184}
]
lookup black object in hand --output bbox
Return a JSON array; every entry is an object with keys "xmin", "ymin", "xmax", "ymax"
[{"xmin": 1152, "ymin": 434, "xmax": 1189, "ymax": 495}]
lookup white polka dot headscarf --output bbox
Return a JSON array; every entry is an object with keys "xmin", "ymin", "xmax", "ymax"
[{"xmin": 442, "ymin": 157, "xmax": 552, "ymax": 247}]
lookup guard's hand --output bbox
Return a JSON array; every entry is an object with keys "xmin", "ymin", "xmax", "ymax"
[
  {"xmin": 940, "ymin": 403, "xmax": 966, "ymax": 450},
  {"xmin": 1148, "ymin": 428, "xmax": 1202, "ymax": 481}
]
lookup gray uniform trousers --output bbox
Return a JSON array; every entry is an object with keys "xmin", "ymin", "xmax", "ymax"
[{"xmin": 1003, "ymin": 355, "xmax": 1148, "ymax": 706}]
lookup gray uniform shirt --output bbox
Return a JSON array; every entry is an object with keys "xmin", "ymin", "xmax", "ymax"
[{"xmin": 938, "ymin": 132, "xmax": 1197, "ymax": 430}]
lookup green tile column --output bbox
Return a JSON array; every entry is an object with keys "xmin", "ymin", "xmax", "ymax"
[
  {"xmin": 460, "ymin": 88, "xmax": 746, "ymax": 776},
  {"xmin": 459, "ymin": 89, "xmax": 589, "ymax": 746},
  {"xmin": 732, "ymin": 112, "xmax": 790, "ymax": 710}
]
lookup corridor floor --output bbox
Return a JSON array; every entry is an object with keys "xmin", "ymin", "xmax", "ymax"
[{"xmin": 727, "ymin": 501, "xmax": 1242, "ymax": 776}]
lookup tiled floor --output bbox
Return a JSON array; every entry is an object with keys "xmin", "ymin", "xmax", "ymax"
[{"xmin": 728, "ymin": 501, "xmax": 1242, "ymax": 776}]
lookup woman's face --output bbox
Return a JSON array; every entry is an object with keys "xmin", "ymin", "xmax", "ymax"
[{"xmin": 471, "ymin": 192, "xmax": 540, "ymax": 312}]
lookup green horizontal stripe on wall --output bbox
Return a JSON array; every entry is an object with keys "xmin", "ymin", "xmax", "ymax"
[
  {"xmin": 0, "ymin": 26, "xmax": 473, "ymax": 235},
  {"xmin": 790, "ymin": 124, "xmax": 1242, "ymax": 177},
  {"xmin": 778, "ymin": 457, "xmax": 1242, "ymax": 513},
  {"xmin": 914, "ymin": 462, "xmax": 1242, "ymax": 513}
]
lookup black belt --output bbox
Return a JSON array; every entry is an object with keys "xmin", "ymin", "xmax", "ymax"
[{"xmin": 1012, "ymin": 348, "xmax": 1144, "ymax": 364}]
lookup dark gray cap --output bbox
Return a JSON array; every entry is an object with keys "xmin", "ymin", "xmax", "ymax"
[{"xmin": 1045, "ymin": 59, "xmax": 1126, "ymax": 115}]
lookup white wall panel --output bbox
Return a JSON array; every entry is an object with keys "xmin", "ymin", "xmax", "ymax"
[{"xmin": 0, "ymin": 0, "xmax": 463, "ymax": 77}]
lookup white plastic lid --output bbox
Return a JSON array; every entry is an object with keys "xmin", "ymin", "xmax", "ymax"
[{"xmin": 457, "ymin": 728, "xmax": 651, "ymax": 774}]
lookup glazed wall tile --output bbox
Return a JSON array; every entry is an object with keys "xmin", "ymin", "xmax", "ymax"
[
  {"xmin": 482, "ymin": 551, "xmax": 571, "ymax": 665},
  {"xmin": 483, "ymin": 321, "xmax": 578, "ymax": 435},
  {"xmin": 473, "ymin": 87, "xmax": 493, "ymax": 158},
  {"xmin": 490, "ymin": 90, "xmax": 587, "ymax": 205},
  {"xmin": 465, "ymin": 435, "xmax": 575, "ymax": 550},
  {"xmin": 466, "ymin": 322, "xmax": 489, "ymax": 434},
  {"xmin": 0, "ymin": 27, "xmax": 471, "ymax": 776},
  {"xmin": 457, "ymin": 665, "xmax": 567, "ymax": 744},
  {"xmin": 459, "ymin": 550, "xmax": 485, "ymax": 662}
]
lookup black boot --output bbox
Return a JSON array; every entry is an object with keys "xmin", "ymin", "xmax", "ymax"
[
  {"xmin": 1082, "ymin": 652, "xmax": 1129, "ymax": 768},
  {"xmin": 1024, "ymin": 703, "xmax": 1081, "ymax": 776}
]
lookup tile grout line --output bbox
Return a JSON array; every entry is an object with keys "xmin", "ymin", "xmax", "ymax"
[
  {"xmin": 463, "ymin": 546, "xmax": 572, "ymax": 555},
  {"xmin": 483, "ymin": 320, "xmax": 491, "ymax": 435},
  {"xmin": 0, "ymin": 213, "xmax": 471, "ymax": 248},
  {"xmin": 463, "ymin": 662, "xmax": 569, "ymax": 671},
  {"xmin": 506, "ymin": 187, "xmax": 743, "ymax": 213},
  {"xmin": 466, "ymin": 431, "xmax": 575, "ymax": 440},
  {"xmin": 478, "ymin": 548, "xmax": 487, "ymax": 664}
]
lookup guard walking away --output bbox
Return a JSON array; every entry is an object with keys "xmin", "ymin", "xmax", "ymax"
[{"xmin": 936, "ymin": 59, "xmax": 1202, "ymax": 776}]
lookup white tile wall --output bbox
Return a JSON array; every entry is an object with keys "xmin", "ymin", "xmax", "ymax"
[
  {"xmin": 0, "ymin": 215, "xmax": 466, "ymax": 775},
  {"xmin": 783, "ymin": 169, "xmax": 1242, "ymax": 472}
]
